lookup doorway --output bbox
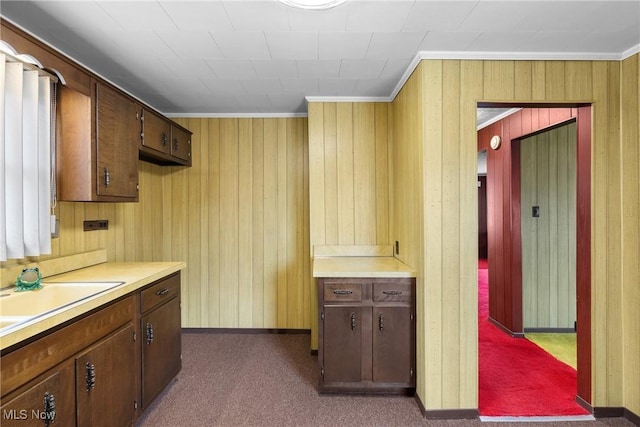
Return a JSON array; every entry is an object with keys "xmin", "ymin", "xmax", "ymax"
[{"xmin": 477, "ymin": 104, "xmax": 592, "ymax": 414}]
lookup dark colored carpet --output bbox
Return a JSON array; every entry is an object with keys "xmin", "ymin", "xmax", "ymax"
[
  {"xmin": 134, "ymin": 331, "xmax": 634, "ymax": 427},
  {"xmin": 478, "ymin": 261, "xmax": 589, "ymax": 417}
]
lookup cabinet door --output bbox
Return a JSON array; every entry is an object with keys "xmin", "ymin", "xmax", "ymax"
[
  {"xmin": 170, "ymin": 126, "xmax": 192, "ymax": 165},
  {"xmin": 0, "ymin": 361, "xmax": 75, "ymax": 427},
  {"xmin": 322, "ymin": 306, "xmax": 362, "ymax": 383},
  {"xmin": 95, "ymin": 82, "xmax": 139, "ymax": 199},
  {"xmin": 141, "ymin": 297, "xmax": 181, "ymax": 409},
  {"xmin": 141, "ymin": 108, "xmax": 171, "ymax": 156},
  {"xmin": 372, "ymin": 306, "xmax": 414, "ymax": 384},
  {"xmin": 76, "ymin": 324, "xmax": 136, "ymax": 427}
]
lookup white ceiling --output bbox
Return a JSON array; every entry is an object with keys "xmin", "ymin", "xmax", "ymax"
[{"xmin": 1, "ymin": 0, "xmax": 639, "ymax": 117}]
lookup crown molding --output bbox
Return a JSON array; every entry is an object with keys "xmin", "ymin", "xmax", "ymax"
[
  {"xmin": 167, "ymin": 112, "xmax": 308, "ymax": 118},
  {"xmin": 305, "ymin": 95, "xmax": 390, "ymax": 103},
  {"xmin": 622, "ymin": 44, "xmax": 640, "ymax": 60}
]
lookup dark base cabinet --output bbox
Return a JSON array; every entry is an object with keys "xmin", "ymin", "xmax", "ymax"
[
  {"xmin": 140, "ymin": 273, "xmax": 182, "ymax": 410},
  {"xmin": 76, "ymin": 325, "xmax": 137, "ymax": 427},
  {"xmin": 0, "ymin": 271, "xmax": 182, "ymax": 427},
  {"xmin": 0, "ymin": 361, "xmax": 75, "ymax": 427},
  {"xmin": 317, "ymin": 277, "xmax": 416, "ymax": 394}
]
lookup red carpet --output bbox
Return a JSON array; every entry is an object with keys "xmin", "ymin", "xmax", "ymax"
[{"xmin": 478, "ymin": 260, "xmax": 589, "ymax": 416}]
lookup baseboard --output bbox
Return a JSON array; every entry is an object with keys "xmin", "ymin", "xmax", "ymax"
[
  {"xmin": 593, "ymin": 407, "xmax": 625, "ymax": 418},
  {"xmin": 593, "ymin": 406, "xmax": 640, "ymax": 425},
  {"xmin": 625, "ymin": 408, "xmax": 640, "ymax": 426},
  {"xmin": 488, "ymin": 316, "xmax": 525, "ymax": 338},
  {"xmin": 575, "ymin": 395, "xmax": 593, "ymax": 413},
  {"xmin": 414, "ymin": 394, "xmax": 478, "ymax": 419},
  {"xmin": 181, "ymin": 327, "xmax": 311, "ymax": 335},
  {"xmin": 524, "ymin": 327, "xmax": 576, "ymax": 333}
]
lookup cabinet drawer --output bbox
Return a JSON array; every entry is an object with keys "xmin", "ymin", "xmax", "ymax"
[
  {"xmin": 323, "ymin": 282, "xmax": 362, "ymax": 302},
  {"xmin": 141, "ymin": 273, "xmax": 180, "ymax": 313},
  {"xmin": 373, "ymin": 282, "xmax": 413, "ymax": 302}
]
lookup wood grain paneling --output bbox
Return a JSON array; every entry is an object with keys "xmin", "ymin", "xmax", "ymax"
[
  {"xmin": 168, "ymin": 117, "xmax": 311, "ymax": 330},
  {"xmin": 621, "ymin": 53, "xmax": 640, "ymax": 417},
  {"xmin": 520, "ymin": 123, "xmax": 577, "ymax": 329}
]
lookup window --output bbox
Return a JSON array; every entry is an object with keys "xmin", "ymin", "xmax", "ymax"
[{"xmin": 0, "ymin": 43, "xmax": 57, "ymax": 261}]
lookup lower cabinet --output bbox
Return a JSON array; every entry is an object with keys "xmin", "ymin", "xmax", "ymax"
[
  {"xmin": 318, "ymin": 277, "xmax": 416, "ymax": 394},
  {"xmin": 0, "ymin": 272, "xmax": 182, "ymax": 426},
  {"xmin": 0, "ymin": 361, "xmax": 75, "ymax": 427},
  {"xmin": 75, "ymin": 325, "xmax": 137, "ymax": 427},
  {"xmin": 139, "ymin": 273, "xmax": 182, "ymax": 409}
]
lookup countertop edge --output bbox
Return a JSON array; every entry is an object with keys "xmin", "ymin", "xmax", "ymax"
[
  {"xmin": 312, "ymin": 256, "xmax": 416, "ymax": 279},
  {"xmin": 0, "ymin": 261, "xmax": 186, "ymax": 351}
]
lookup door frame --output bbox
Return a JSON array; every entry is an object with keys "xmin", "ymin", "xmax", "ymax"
[{"xmin": 479, "ymin": 104, "xmax": 592, "ymax": 405}]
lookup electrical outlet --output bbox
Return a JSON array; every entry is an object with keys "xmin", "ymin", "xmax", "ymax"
[{"xmin": 83, "ymin": 220, "xmax": 109, "ymax": 231}]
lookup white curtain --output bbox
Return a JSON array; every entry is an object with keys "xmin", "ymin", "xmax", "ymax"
[{"xmin": 0, "ymin": 54, "xmax": 54, "ymax": 261}]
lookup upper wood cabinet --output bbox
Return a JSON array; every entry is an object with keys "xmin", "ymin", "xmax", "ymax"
[
  {"xmin": 139, "ymin": 108, "xmax": 192, "ymax": 166},
  {"xmin": 1, "ymin": 20, "xmax": 91, "ymax": 95},
  {"xmin": 4, "ymin": 20, "xmax": 193, "ymax": 204},
  {"xmin": 57, "ymin": 81, "xmax": 139, "ymax": 202},
  {"xmin": 170, "ymin": 125, "xmax": 192, "ymax": 164}
]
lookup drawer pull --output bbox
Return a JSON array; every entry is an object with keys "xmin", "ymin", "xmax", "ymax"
[
  {"xmin": 43, "ymin": 392, "xmax": 56, "ymax": 426},
  {"xmin": 332, "ymin": 290, "xmax": 353, "ymax": 295},
  {"xmin": 146, "ymin": 322, "xmax": 154, "ymax": 344},
  {"xmin": 85, "ymin": 363, "xmax": 96, "ymax": 391},
  {"xmin": 156, "ymin": 287, "xmax": 171, "ymax": 296},
  {"xmin": 382, "ymin": 290, "xmax": 402, "ymax": 296}
]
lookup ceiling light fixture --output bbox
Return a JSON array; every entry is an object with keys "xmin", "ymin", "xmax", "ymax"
[{"xmin": 277, "ymin": 0, "xmax": 347, "ymax": 10}]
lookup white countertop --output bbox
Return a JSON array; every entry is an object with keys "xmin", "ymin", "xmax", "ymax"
[
  {"xmin": 312, "ymin": 256, "xmax": 415, "ymax": 278},
  {"xmin": 0, "ymin": 261, "xmax": 185, "ymax": 351}
]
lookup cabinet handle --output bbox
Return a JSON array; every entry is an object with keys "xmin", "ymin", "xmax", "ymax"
[
  {"xmin": 161, "ymin": 132, "xmax": 167, "ymax": 146},
  {"xmin": 382, "ymin": 290, "xmax": 402, "ymax": 295},
  {"xmin": 43, "ymin": 392, "xmax": 56, "ymax": 426},
  {"xmin": 103, "ymin": 168, "xmax": 111, "ymax": 187},
  {"xmin": 156, "ymin": 287, "xmax": 170, "ymax": 296},
  {"xmin": 173, "ymin": 138, "xmax": 178, "ymax": 151},
  {"xmin": 146, "ymin": 322, "xmax": 154, "ymax": 344},
  {"xmin": 140, "ymin": 110, "xmax": 145, "ymax": 141},
  {"xmin": 350, "ymin": 313, "xmax": 356, "ymax": 330},
  {"xmin": 332, "ymin": 290, "xmax": 353, "ymax": 295},
  {"xmin": 85, "ymin": 363, "xmax": 96, "ymax": 391},
  {"xmin": 379, "ymin": 313, "xmax": 384, "ymax": 331}
]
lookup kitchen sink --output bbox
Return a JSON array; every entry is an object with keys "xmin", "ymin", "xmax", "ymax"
[{"xmin": 0, "ymin": 281, "xmax": 124, "ymax": 333}]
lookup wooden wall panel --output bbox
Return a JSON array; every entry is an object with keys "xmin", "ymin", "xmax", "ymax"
[
  {"xmin": 390, "ymin": 62, "xmax": 426, "ymax": 401},
  {"xmin": 621, "ymin": 53, "xmax": 640, "ymax": 417},
  {"xmin": 309, "ymin": 102, "xmax": 391, "ymax": 249},
  {"xmin": 520, "ymin": 123, "xmax": 577, "ymax": 329},
  {"xmin": 167, "ymin": 117, "xmax": 310, "ymax": 330}
]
